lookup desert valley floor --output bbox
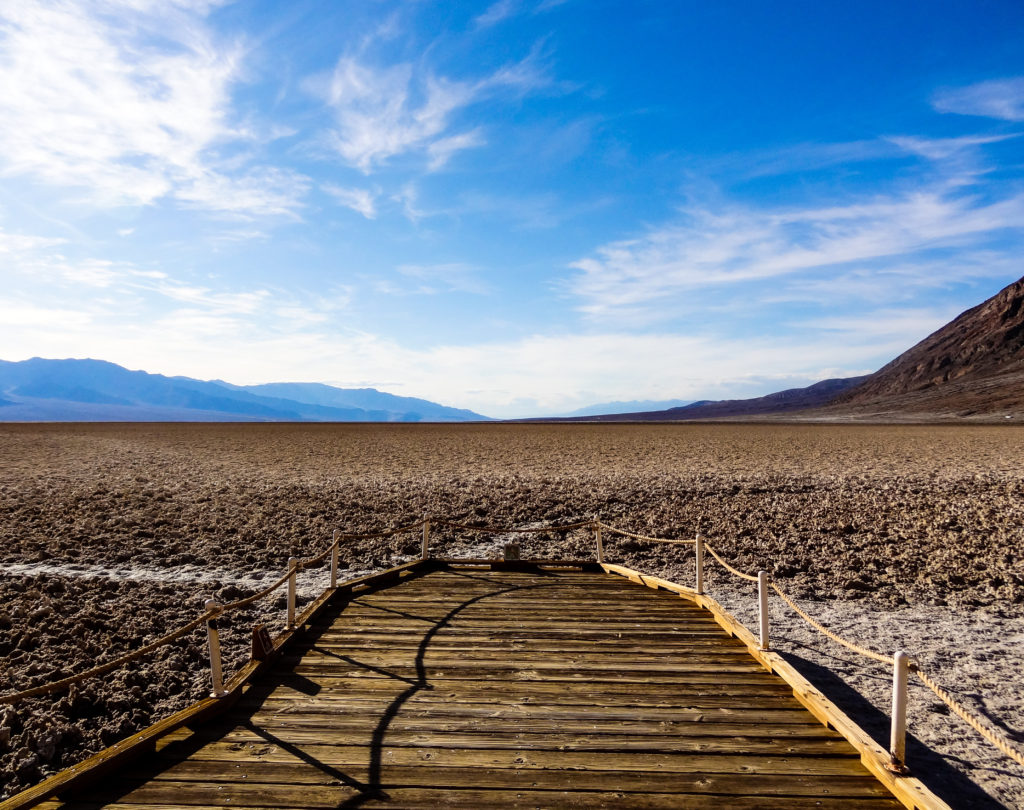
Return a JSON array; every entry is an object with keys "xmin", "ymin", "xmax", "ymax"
[{"xmin": 1, "ymin": 422, "xmax": 1023, "ymax": 807}]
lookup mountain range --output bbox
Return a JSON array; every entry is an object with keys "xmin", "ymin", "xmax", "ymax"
[
  {"xmin": 3, "ymin": 275, "xmax": 1022, "ymax": 423},
  {"xmin": 0, "ymin": 358, "xmax": 488, "ymax": 422}
]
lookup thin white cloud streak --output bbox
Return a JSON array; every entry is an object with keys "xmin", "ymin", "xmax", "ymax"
[
  {"xmin": 323, "ymin": 184, "xmax": 378, "ymax": 219},
  {"xmin": 0, "ymin": 1, "xmax": 307, "ymax": 216},
  {"xmin": 887, "ymin": 133, "xmax": 1018, "ymax": 162},
  {"xmin": 474, "ymin": 0, "xmax": 570, "ymax": 28},
  {"xmin": 320, "ymin": 50, "xmax": 548, "ymax": 172},
  {"xmin": 0, "ymin": 231, "xmax": 65, "ymax": 254},
  {"xmin": 396, "ymin": 263, "xmax": 492, "ymax": 295},
  {"xmin": 933, "ymin": 77, "xmax": 1024, "ymax": 121},
  {"xmin": 569, "ymin": 189, "xmax": 1024, "ymax": 321}
]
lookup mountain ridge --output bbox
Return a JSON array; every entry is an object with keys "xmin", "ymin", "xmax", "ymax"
[
  {"xmin": 0, "ymin": 358, "xmax": 490, "ymax": 422},
  {"xmin": 820, "ymin": 276, "xmax": 1024, "ymax": 419}
]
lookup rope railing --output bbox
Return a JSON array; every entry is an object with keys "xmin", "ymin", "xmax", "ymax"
[
  {"xmin": 595, "ymin": 521, "xmax": 696, "ymax": 546},
  {"xmin": 702, "ymin": 540, "xmax": 760, "ymax": 582},
  {"xmin": 914, "ymin": 665, "xmax": 1024, "ymax": 770},
  {"xmin": 0, "ymin": 611, "xmax": 213, "ymax": 705},
  {"xmin": 2, "ymin": 513, "xmax": 1021, "ymax": 781},
  {"xmin": 695, "ymin": 535, "xmax": 1022, "ymax": 774},
  {"xmin": 0, "ymin": 519, "xmax": 424, "ymax": 706},
  {"xmin": 769, "ymin": 581, "xmax": 894, "ymax": 666}
]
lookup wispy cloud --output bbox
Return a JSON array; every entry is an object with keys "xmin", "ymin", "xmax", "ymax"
[
  {"xmin": 474, "ymin": 0, "xmax": 571, "ymax": 28},
  {"xmin": 324, "ymin": 184, "xmax": 378, "ymax": 219},
  {"xmin": 397, "ymin": 263, "xmax": 492, "ymax": 295},
  {"xmin": 474, "ymin": 0, "xmax": 522, "ymax": 28},
  {"xmin": 0, "ymin": 1, "xmax": 307, "ymax": 216},
  {"xmin": 0, "ymin": 230, "xmax": 65, "ymax": 255},
  {"xmin": 933, "ymin": 77, "xmax": 1024, "ymax": 121},
  {"xmin": 887, "ymin": 133, "xmax": 1018, "ymax": 161},
  {"xmin": 569, "ymin": 188, "xmax": 1024, "ymax": 322},
  {"xmin": 319, "ymin": 49, "xmax": 549, "ymax": 172}
]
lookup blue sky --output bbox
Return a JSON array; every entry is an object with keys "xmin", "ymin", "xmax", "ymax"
[{"xmin": 1, "ymin": 1, "xmax": 1023, "ymax": 418}]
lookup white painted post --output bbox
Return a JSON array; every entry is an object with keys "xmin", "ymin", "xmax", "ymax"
[
  {"xmin": 330, "ymin": 530, "xmax": 339, "ymax": 589},
  {"xmin": 287, "ymin": 557, "xmax": 298, "ymax": 629},
  {"xmin": 694, "ymin": 534, "xmax": 705, "ymax": 596},
  {"xmin": 204, "ymin": 599, "xmax": 227, "ymax": 698},
  {"xmin": 757, "ymin": 570, "xmax": 770, "ymax": 651},
  {"xmin": 421, "ymin": 514, "xmax": 430, "ymax": 560},
  {"xmin": 889, "ymin": 651, "xmax": 910, "ymax": 773},
  {"xmin": 595, "ymin": 519, "xmax": 604, "ymax": 564}
]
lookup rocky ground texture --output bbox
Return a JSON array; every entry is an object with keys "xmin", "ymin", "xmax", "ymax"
[{"xmin": 1, "ymin": 422, "xmax": 1023, "ymax": 807}]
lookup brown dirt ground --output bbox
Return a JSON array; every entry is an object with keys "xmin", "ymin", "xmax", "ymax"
[{"xmin": 1, "ymin": 422, "xmax": 1023, "ymax": 807}]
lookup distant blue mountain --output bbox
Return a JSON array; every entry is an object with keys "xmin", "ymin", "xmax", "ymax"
[
  {"xmin": 225, "ymin": 381, "xmax": 485, "ymax": 422},
  {"xmin": 0, "ymin": 358, "xmax": 491, "ymax": 422}
]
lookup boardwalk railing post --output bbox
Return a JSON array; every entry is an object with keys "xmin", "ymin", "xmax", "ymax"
[
  {"xmin": 204, "ymin": 599, "xmax": 227, "ymax": 698},
  {"xmin": 595, "ymin": 519, "xmax": 604, "ymax": 564},
  {"xmin": 695, "ymin": 534, "xmax": 704, "ymax": 595},
  {"xmin": 330, "ymin": 531, "xmax": 339, "ymax": 589},
  {"xmin": 758, "ymin": 570, "xmax": 770, "ymax": 651},
  {"xmin": 889, "ymin": 651, "xmax": 911, "ymax": 773},
  {"xmin": 421, "ymin": 514, "xmax": 430, "ymax": 560},
  {"xmin": 287, "ymin": 557, "xmax": 298, "ymax": 630}
]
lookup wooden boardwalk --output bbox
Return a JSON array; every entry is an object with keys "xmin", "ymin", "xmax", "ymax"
[{"xmin": 39, "ymin": 564, "xmax": 903, "ymax": 809}]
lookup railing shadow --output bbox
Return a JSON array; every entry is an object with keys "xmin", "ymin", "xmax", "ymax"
[
  {"xmin": 781, "ymin": 650, "xmax": 1007, "ymax": 810},
  {"xmin": 334, "ymin": 573, "xmax": 557, "ymax": 807}
]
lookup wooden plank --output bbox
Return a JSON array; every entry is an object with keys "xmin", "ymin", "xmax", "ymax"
[
  {"xmin": 160, "ymin": 725, "xmax": 855, "ymax": 755},
  {"xmin": 294, "ymin": 651, "xmax": 757, "ymax": 667},
  {"xmin": 152, "ymin": 740, "xmax": 870, "ymax": 775},
  {"xmin": 290, "ymin": 659, "xmax": 765, "ymax": 674},
  {"xmin": 114, "ymin": 760, "xmax": 893, "ymax": 797},
  {"xmin": 43, "ymin": 787, "xmax": 902, "ymax": 810},
  {"xmin": 236, "ymin": 715, "xmax": 844, "ymax": 739},
  {"xmin": 242, "ymin": 678, "xmax": 793, "ymax": 699},
  {"xmin": 243, "ymin": 695, "xmax": 811, "ymax": 714}
]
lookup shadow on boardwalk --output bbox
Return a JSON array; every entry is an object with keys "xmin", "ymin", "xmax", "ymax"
[{"xmin": 783, "ymin": 651, "xmax": 1007, "ymax": 810}]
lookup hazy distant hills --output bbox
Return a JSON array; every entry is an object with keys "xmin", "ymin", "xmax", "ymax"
[
  {"xmin": 556, "ymin": 399, "xmax": 694, "ymax": 418},
  {"xmin": 553, "ymin": 377, "xmax": 868, "ymax": 422},
  {"xmin": 0, "ymin": 358, "xmax": 489, "ymax": 422}
]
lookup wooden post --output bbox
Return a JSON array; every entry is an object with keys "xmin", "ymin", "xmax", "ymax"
[
  {"xmin": 287, "ymin": 557, "xmax": 298, "ymax": 630},
  {"xmin": 595, "ymin": 519, "xmax": 604, "ymax": 564},
  {"xmin": 757, "ymin": 570, "xmax": 770, "ymax": 651},
  {"xmin": 889, "ymin": 651, "xmax": 910, "ymax": 773},
  {"xmin": 421, "ymin": 514, "xmax": 430, "ymax": 560},
  {"xmin": 330, "ymin": 530, "xmax": 339, "ymax": 589},
  {"xmin": 204, "ymin": 599, "xmax": 227, "ymax": 698},
  {"xmin": 694, "ymin": 534, "xmax": 704, "ymax": 595}
]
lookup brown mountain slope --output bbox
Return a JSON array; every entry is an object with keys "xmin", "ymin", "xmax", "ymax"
[{"xmin": 827, "ymin": 275, "xmax": 1024, "ymax": 418}]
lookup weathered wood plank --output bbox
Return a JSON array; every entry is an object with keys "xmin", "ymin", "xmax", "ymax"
[
  {"xmin": 242, "ymin": 679, "xmax": 793, "ymax": 701},
  {"xmin": 114, "ymin": 761, "xmax": 893, "ymax": 797},
  {"xmin": 243, "ymin": 696, "xmax": 814, "ymax": 715},
  {"xmin": 160, "ymin": 725, "xmax": 855, "ymax": 755},
  {"xmin": 235, "ymin": 714, "xmax": 844, "ymax": 739},
  {"xmin": 43, "ymin": 789, "xmax": 903, "ymax": 810},
  {"xmin": 152, "ymin": 740, "xmax": 869, "ymax": 775}
]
